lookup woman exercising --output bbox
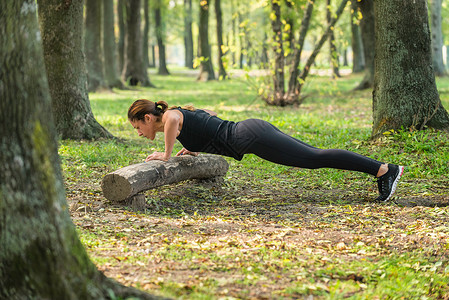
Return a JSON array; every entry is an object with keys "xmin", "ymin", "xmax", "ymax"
[{"xmin": 128, "ymin": 99, "xmax": 404, "ymax": 202}]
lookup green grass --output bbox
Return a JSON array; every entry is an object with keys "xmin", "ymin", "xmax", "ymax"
[{"xmin": 65, "ymin": 69, "xmax": 449, "ymax": 299}]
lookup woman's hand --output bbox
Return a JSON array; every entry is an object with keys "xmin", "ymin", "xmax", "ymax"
[
  {"xmin": 145, "ymin": 152, "xmax": 170, "ymax": 162},
  {"xmin": 176, "ymin": 148, "xmax": 199, "ymax": 157}
]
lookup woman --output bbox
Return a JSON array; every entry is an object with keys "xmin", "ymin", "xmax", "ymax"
[{"xmin": 128, "ymin": 99, "xmax": 404, "ymax": 202}]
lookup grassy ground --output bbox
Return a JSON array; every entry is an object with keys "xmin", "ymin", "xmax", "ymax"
[{"xmin": 62, "ymin": 69, "xmax": 449, "ymax": 299}]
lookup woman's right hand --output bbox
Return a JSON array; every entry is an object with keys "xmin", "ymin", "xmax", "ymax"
[{"xmin": 176, "ymin": 148, "xmax": 199, "ymax": 157}]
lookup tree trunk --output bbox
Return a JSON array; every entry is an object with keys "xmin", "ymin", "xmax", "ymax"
[
  {"xmin": 0, "ymin": 2, "xmax": 162, "ymax": 299},
  {"xmin": 184, "ymin": 0, "xmax": 194, "ymax": 69},
  {"xmin": 197, "ymin": 0, "xmax": 215, "ymax": 81},
  {"xmin": 372, "ymin": 0, "xmax": 449, "ymax": 137},
  {"xmin": 37, "ymin": 0, "xmax": 113, "ymax": 140},
  {"xmin": 104, "ymin": 0, "xmax": 126, "ymax": 89},
  {"xmin": 447, "ymin": 45, "xmax": 449, "ymax": 70},
  {"xmin": 84, "ymin": 0, "xmax": 107, "ymax": 92},
  {"xmin": 102, "ymin": 155, "xmax": 229, "ymax": 202},
  {"xmin": 155, "ymin": 0, "xmax": 170, "ymax": 75},
  {"xmin": 118, "ymin": 0, "xmax": 126, "ymax": 73},
  {"xmin": 215, "ymin": 0, "xmax": 228, "ymax": 79},
  {"xmin": 238, "ymin": 2, "xmax": 245, "ymax": 69},
  {"xmin": 429, "ymin": 0, "xmax": 447, "ymax": 76},
  {"xmin": 350, "ymin": 0, "xmax": 365, "ymax": 73},
  {"xmin": 327, "ymin": 0, "xmax": 341, "ymax": 78},
  {"xmin": 354, "ymin": 0, "xmax": 374, "ymax": 90},
  {"xmin": 286, "ymin": 0, "xmax": 315, "ymax": 101},
  {"xmin": 123, "ymin": 0, "xmax": 154, "ymax": 87},
  {"xmin": 268, "ymin": 0, "xmax": 285, "ymax": 104},
  {"xmin": 231, "ymin": 0, "xmax": 237, "ymax": 66},
  {"xmin": 143, "ymin": 0, "xmax": 150, "ymax": 70}
]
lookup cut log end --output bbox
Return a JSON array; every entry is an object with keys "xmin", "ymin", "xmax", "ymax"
[{"xmin": 101, "ymin": 173, "xmax": 133, "ymax": 202}]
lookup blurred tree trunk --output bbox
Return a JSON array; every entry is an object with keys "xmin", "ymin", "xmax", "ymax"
[
  {"xmin": 197, "ymin": 0, "xmax": 215, "ymax": 81},
  {"xmin": 429, "ymin": 0, "xmax": 447, "ymax": 76},
  {"xmin": 447, "ymin": 45, "xmax": 449, "ymax": 70},
  {"xmin": 150, "ymin": 45, "xmax": 156, "ymax": 68},
  {"xmin": 143, "ymin": 0, "xmax": 150, "ymax": 70},
  {"xmin": 286, "ymin": 0, "xmax": 315, "ymax": 102},
  {"xmin": 269, "ymin": 0, "xmax": 285, "ymax": 103},
  {"xmin": 215, "ymin": 0, "xmax": 227, "ymax": 79},
  {"xmin": 155, "ymin": 0, "xmax": 170, "ymax": 75},
  {"xmin": 0, "ymin": 2, "xmax": 162, "ymax": 299},
  {"xmin": 354, "ymin": 0, "xmax": 374, "ymax": 90},
  {"xmin": 123, "ymin": 0, "xmax": 154, "ymax": 86},
  {"xmin": 37, "ymin": 0, "xmax": 113, "ymax": 139},
  {"xmin": 104, "ymin": 0, "xmax": 125, "ymax": 89},
  {"xmin": 184, "ymin": 0, "xmax": 194, "ymax": 69},
  {"xmin": 350, "ymin": 0, "xmax": 365, "ymax": 73},
  {"xmin": 372, "ymin": 0, "xmax": 449, "ymax": 137},
  {"xmin": 84, "ymin": 0, "xmax": 107, "ymax": 92},
  {"xmin": 327, "ymin": 0, "xmax": 341, "ymax": 78},
  {"xmin": 238, "ymin": 1, "xmax": 245, "ymax": 69},
  {"xmin": 231, "ymin": 0, "xmax": 237, "ymax": 66},
  {"xmin": 118, "ymin": 0, "xmax": 126, "ymax": 73}
]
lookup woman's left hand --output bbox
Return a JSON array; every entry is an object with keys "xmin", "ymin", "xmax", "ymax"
[{"xmin": 145, "ymin": 152, "xmax": 170, "ymax": 162}]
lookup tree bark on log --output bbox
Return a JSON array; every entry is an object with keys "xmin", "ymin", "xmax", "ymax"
[{"xmin": 102, "ymin": 154, "xmax": 229, "ymax": 202}]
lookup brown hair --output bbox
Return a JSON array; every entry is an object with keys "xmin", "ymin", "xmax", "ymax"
[{"xmin": 128, "ymin": 99, "xmax": 195, "ymax": 121}]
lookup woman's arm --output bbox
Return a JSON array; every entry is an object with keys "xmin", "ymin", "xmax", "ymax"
[
  {"xmin": 145, "ymin": 110, "xmax": 181, "ymax": 162},
  {"xmin": 162, "ymin": 112, "xmax": 180, "ymax": 159}
]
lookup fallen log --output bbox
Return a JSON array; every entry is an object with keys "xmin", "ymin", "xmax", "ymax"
[{"xmin": 101, "ymin": 154, "xmax": 229, "ymax": 202}]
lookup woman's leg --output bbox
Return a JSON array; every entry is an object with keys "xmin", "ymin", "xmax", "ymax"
[{"xmin": 235, "ymin": 119, "xmax": 382, "ymax": 176}]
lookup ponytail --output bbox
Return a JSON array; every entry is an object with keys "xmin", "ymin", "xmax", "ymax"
[{"xmin": 128, "ymin": 99, "xmax": 195, "ymax": 122}]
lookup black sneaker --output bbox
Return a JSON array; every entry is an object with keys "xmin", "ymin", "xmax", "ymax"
[{"xmin": 375, "ymin": 164, "xmax": 404, "ymax": 202}]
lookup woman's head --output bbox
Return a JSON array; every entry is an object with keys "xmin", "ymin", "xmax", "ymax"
[
  {"xmin": 128, "ymin": 99, "xmax": 168, "ymax": 122},
  {"xmin": 128, "ymin": 99, "xmax": 168, "ymax": 140}
]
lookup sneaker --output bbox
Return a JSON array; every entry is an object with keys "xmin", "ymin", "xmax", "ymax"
[{"xmin": 375, "ymin": 164, "xmax": 404, "ymax": 202}]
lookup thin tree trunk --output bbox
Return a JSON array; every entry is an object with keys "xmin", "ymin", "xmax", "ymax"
[
  {"xmin": 286, "ymin": 0, "xmax": 315, "ymax": 100},
  {"xmin": 0, "ymin": 2, "xmax": 162, "ymax": 299},
  {"xmin": 197, "ymin": 0, "xmax": 215, "ymax": 81},
  {"xmin": 155, "ymin": 0, "xmax": 170, "ymax": 75},
  {"xmin": 327, "ymin": 0, "xmax": 341, "ymax": 78},
  {"xmin": 37, "ymin": 0, "xmax": 113, "ymax": 140},
  {"xmin": 447, "ymin": 45, "xmax": 449, "ymax": 70},
  {"xmin": 430, "ymin": 0, "xmax": 447, "ymax": 76},
  {"xmin": 143, "ymin": 0, "xmax": 150, "ymax": 69},
  {"xmin": 118, "ymin": 0, "xmax": 126, "ymax": 73},
  {"xmin": 215, "ymin": 0, "xmax": 227, "ymax": 79},
  {"xmin": 104, "ymin": 0, "xmax": 126, "ymax": 89},
  {"xmin": 123, "ymin": 0, "xmax": 154, "ymax": 86},
  {"xmin": 231, "ymin": 0, "xmax": 237, "ymax": 66},
  {"xmin": 269, "ymin": 0, "xmax": 285, "ymax": 104},
  {"xmin": 238, "ymin": 2, "xmax": 245, "ymax": 69},
  {"xmin": 354, "ymin": 0, "xmax": 374, "ymax": 90},
  {"xmin": 372, "ymin": 0, "xmax": 449, "ymax": 137},
  {"xmin": 184, "ymin": 0, "xmax": 194, "ymax": 69},
  {"xmin": 85, "ymin": 0, "xmax": 107, "ymax": 92},
  {"xmin": 350, "ymin": 0, "xmax": 365, "ymax": 73}
]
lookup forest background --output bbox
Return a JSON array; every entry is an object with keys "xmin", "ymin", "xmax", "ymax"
[{"xmin": 1, "ymin": 0, "xmax": 449, "ymax": 299}]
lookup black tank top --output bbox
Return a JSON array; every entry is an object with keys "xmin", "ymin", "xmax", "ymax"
[{"xmin": 176, "ymin": 108, "xmax": 244, "ymax": 160}]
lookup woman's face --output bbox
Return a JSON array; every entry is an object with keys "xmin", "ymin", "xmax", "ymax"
[{"xmin": 130, "ymin": 114, "xmax": 157, "ymax": 140}]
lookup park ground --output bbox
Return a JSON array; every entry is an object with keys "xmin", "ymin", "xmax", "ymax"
[{"xmin": 62, "ymin": 69, "xmax": 449, "ymax": 299}]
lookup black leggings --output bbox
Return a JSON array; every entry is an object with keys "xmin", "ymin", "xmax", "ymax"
[{"xmin": 233, "ymin": 119, "xmax": 382, "ymax": 176}]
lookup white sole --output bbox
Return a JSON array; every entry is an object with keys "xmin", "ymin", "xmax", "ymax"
[{"xmin": 384, "ymin": 166, "xmax": 404, "ymax": 201}]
